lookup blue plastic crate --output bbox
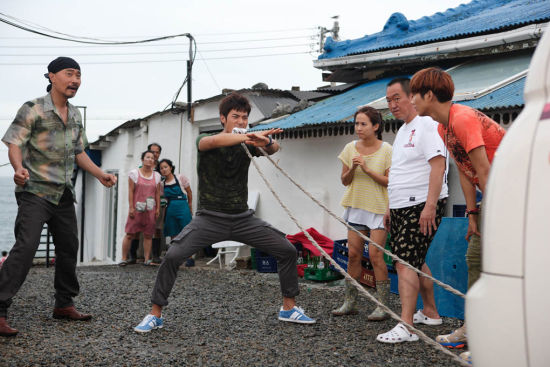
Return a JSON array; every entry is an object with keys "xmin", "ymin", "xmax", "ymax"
[
  {"xmin": 256, "ymin": 255, "xmax": 277, "ymax": 273},
  {"xmin": 330, "ymin": 239, "xmax": 368, "ymax": 272},
  {"xmin": 415, "ymin": 217, "xmax": 469, "ymax": 320},
  {"xmin": 388, "ymin": 270, "xmax": 399, "ymax": 295},
  {"xmin": 255, "ymin": 249, "xmax": 278, "ymax": 273}
]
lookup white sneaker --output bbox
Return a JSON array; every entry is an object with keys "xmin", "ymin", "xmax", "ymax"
[
  {"xmin": 413, "ymin": 310, "xmax": 442, "ymax": 325},
  {"xmin": 377, "ymin": 323, "xmax": 419, "ymax": 343}
]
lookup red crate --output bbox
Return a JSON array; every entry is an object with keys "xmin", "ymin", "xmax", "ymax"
[{"xmin": 360, "ymin": 268, "xmax": 376, "ymax": 288}]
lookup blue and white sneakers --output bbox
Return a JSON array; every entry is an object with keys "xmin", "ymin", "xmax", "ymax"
[
  {"xmin": 134, "ymin": 314, "xmax": 164, "ymax": 333},
  {"xmin": 278, "ymin": 306, "xmax": 316, "ymax": 324}
]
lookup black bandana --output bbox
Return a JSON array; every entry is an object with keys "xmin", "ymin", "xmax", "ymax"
[{"xmin": 44, "ymin": 57, "xmax": 80, "ymax": 92}]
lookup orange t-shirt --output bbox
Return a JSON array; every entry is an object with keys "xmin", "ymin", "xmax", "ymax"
[{"xmin": 438, "ymin": 104, "xmax": 505, "ymax": 187}]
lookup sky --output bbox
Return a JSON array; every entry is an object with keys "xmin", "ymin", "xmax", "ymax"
[{"xmin": 0, "ymin": 0, "xmax": 465, "ymax": 176}]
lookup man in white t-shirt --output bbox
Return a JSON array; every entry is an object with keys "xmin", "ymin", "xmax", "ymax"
[{"xmin": 376, "ymin": 78, "xmax": 448, "ymax": 344}]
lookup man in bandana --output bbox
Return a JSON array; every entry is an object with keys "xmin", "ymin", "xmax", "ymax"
[{"xmin": 0, "ymin": 57, "xmax": 117, "ymax": 337}]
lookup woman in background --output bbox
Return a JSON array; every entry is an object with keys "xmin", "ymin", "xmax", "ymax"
[
  {"xmin": 333, "ymin": 106, "xmax": 392, "ymax": 321},
  {"xmin": 158, "ymin": 159, "xmax": 194, "ymax": 266},
  {"xmin": 119, "ymin": 150, "xmax": 161, "ymax": 266}
]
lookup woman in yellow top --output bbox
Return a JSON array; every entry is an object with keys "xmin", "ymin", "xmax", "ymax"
[{"xmin": 334, "ymin": 106, "xmax": 392, "ymax": 321}]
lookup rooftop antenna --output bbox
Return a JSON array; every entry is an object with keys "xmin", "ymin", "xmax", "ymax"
[{"xmin": 319, "ymin": 15, "xmax": 340, "ymax": 53}]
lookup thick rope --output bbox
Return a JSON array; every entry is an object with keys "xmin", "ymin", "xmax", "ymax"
[
  {"xmin": 254, "ymin": 146, "xmax": 465, "ymax": 300},
  {"xmin": 242, "ymin": 144, "xmax": 468, "ymax": 367}
]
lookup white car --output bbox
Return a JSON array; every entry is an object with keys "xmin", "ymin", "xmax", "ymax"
[{"xmin": 466, "ymin": 27, "xmax": 550, "ymax": 366}]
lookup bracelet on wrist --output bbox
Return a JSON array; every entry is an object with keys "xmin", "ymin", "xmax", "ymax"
[
  {"xmin": 265, "ymin": 135, "xmax": 274, "ymax": 147},
  {"xmin": 466, "ymin": 208, "xmax": 480, "ymax": 216}
]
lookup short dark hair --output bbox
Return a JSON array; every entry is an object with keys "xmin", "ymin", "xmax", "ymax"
[
  {"xmin": 141, "ymin": 150, "xmax": 154, "ymax": 160},
  {"xmin": 387, "ymin": 78, "xmax": 411, "ymax": 96},
  {"xmin": 148, "ymin": 143, "xmax": 162, "ymax": 152},
  {"xmin": 1, "ymin": 251, "xmax": 7, "ymax": 256},
  {"xmin": 410, "ymin": 67, "xmax": 454, "ymax": 102},
  {"xmin": 158, "ymin": 158, "xmax": 175, "ymax": 174},
  {"xmin": 354, "ymin": 106, "xmax": 384, "ymax": 139},
  {"xmin": 219, "ymin": 92, "xmax": 251, "ymax": 118}
]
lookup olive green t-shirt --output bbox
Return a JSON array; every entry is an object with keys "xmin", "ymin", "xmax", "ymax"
[{"xmin": 196, "ymin": 133, "xmax": 260, "ymax": 214}]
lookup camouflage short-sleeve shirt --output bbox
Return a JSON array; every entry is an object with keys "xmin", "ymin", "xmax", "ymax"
[
  {"xmin": 2, "ymin": 93, "xmax": 88, "ymax": 205},
  {"xmin": 196, "ymin": 133, "xmax": 260, "ymax": 214}
]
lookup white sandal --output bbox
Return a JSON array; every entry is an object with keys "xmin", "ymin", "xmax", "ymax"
[
  {"xmin": 413, "ymin": 310, "xmax": 442, "ymax": 325},
  {"xmin": 377, "ymin": 323, "xmax": 419, "ymax": 343}
]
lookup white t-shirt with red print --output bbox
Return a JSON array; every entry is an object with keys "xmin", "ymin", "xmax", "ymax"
[{"xmin": 388, "ymin": 115, "xmax": 448, "ymax": 209}]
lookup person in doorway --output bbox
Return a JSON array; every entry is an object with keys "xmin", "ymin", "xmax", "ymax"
[
  {"xmin": 376, "ymin": 77, "xmax": 448, "ymax": 344},
  {"xmin": 119, "ymin": 150, "xmax": 161, "ymax": 266},
  {"xmin": 0, "ymin": 57, "xmax": 117, "ymax": 337},
  {"xmin": 158, "ymin": 158, "xmax": 194, "ymax": 267},
  {"xmin": 334, "ymin": 106, "xmax": 392, "ymax": 321},
  {"xmin": 128, "ymin": 143, "xmax": 164, "ymax": 264},
  {"xmin": 410, "ymin": 67, "xmax": 505, "ymax": 363},
  {"xmin": 134, "ymin": 92, "xmax": 315, "ymax": 333}
]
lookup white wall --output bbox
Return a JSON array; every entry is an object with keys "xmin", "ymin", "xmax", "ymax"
[
  {"xmin": 248, "ymin": 134, "xmax": 351, "ymax": 241},
  {"xmin": 76, "ymin": 111, "xmax": 200, "ymax": 264},
  {"xmin": 248, "ymin": 131, "xmax": 465, "ymax": 242},
  {"xmin": 75, "ymin": 106, "xmax": 466, "ymax": 264}
]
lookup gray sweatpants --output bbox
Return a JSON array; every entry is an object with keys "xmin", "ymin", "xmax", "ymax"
[{"xmin": 151, "ymin": 209, "xmax": 299, "ymax": 307}]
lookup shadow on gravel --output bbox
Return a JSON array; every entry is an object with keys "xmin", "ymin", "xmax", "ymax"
[{"xmin": 1, "ymin": 265, "xmax": 465, "ymax": 367}]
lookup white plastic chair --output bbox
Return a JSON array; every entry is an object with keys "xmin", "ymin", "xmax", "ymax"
[{"xmin": 207, "ymin": 191, "xmax": 259, "ymax": 269}]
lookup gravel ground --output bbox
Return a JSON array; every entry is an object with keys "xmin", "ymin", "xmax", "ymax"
[{"xmin": 1, "ymin": 261, "xmax": 465, "ymax": 367}]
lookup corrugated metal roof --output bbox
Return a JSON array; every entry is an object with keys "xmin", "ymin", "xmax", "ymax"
[
  {"xmin": 251, "ymin": 75, "xmax": 525, "ymax": 131},
  {"xmin": 315, "ymin": 83, "xmax": 359, "ymax": 93},
  {"xmin": 319, "ymin": 0, "xmax": 550, "ymax": 60},
  {"xmin": 288, "ymin": 90, "xmax": 331, "ymax": 101},
  {"xmin": 247, "ymin": 95, "xmax": 299, "ymax": 117},
  {"xmin": 250, "ymin": 77, "xmax": 393, "ymax": 131},
  {"xmin": 460, "ymin": 76, "xmax": 525, "ymax": 110}
]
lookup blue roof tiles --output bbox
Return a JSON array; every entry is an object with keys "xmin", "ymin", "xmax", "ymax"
[
  {"xmin": 319, "ymin": 0, "xmax": 550, "ymax": 59},
  {"xmin": 249, "ymin": 77, "xmax": 394, "ymax": 131},
  {"xmin": 459, "ymin": 76, "xmax": 525, "ymax": 110},
  {"xmin": 251, "ymin": 76, "xmax": 526, "ymax": 131}
]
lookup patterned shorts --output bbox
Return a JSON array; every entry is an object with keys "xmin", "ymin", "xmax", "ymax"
[{"xmin": 389, "ymin": 198, "xmax": 447, "ymax": 269}]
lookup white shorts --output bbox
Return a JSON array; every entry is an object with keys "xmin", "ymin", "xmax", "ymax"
[{"xmin": 342, "ymin": 207, "xmax": 385, "ymax": 230}]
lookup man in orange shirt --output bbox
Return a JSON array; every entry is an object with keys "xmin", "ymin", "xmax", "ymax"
[{"xmin": 410, "ymin": 67, "xmax": 505, "ymax": 362}]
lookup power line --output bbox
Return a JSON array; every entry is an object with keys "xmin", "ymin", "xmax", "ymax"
[
  {"xmin": 0, "ymin": 43, "xmax": 315, "ymax": 57},
  {"xmin": 0, "ymin": 27, "xmax": 318, "ymax": 39},
  {"xmin": 197, "ymin": 50, "xmax": 221, "ymax": 92},
  {"xmin": 0, "ymin": 51, "xmax": 314, "ymax": 65},
  {"xmin": 0, "ymin": 35, "xmax": 316, "ymax": 49},
  {"xmin": 0, "ymin": 12, "xmax": 191, "ymax": 45}
]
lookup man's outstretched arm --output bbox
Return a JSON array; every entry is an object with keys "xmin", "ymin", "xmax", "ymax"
[{"xmin": 75, "ymin": 152, "xmax": 117, "ymax": 187}]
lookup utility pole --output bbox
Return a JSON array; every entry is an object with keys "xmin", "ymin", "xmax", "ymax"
[
  {"xmin": 319, "ymin": 16, "xmax": 340, "ymax": 53},
  {"xmin": 186, "ymin": 34, "xmax": 194, "ymax": 119}
]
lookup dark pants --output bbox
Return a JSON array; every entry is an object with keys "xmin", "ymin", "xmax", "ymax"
[
  {"xmin": 0, "ymin": 189, "xmax": 80, "ymax": 318},
  {"xmin": 151, "ymin": 209, "xmax": 299, "ymax": 307}
]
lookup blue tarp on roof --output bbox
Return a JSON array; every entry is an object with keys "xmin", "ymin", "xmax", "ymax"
[
  {"xmin": 320, "ymin": 0, "xmax": 550, "ymax": 60},
  {"xmin": 460, "ymin": 76, "xmax": 525, "ymax": 110},
  {"xmin": 249, "ymin": 77, "xmax": 394, "ymax": 131},
  {"xmin": 251, "ymin": 76, "xmax": 525, "ymax": 131}
]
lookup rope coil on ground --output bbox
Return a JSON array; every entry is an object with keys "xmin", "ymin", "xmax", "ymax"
[
  {"xmin": 242, "ymin": 144, "xmax": 469, "ymax": 367},
  {"xmin": 255, "ymin": 146, "xmax": 465, "ymax": 300}
]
